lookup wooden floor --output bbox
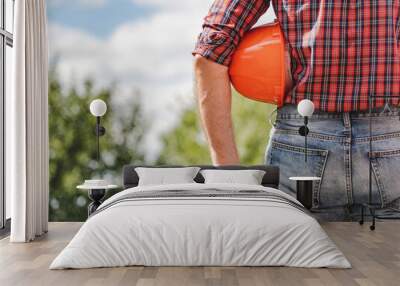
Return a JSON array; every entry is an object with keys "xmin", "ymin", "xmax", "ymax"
[{"xmin": 0, "ymin": 222, "xmax": 399, "ymax": 286}]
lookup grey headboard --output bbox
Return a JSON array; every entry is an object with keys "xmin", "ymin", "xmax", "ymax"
[{"xmin": 123, "ymin": 165, "xmax": 280, "ymax": 189}]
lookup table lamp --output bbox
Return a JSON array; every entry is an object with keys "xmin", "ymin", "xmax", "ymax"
[
  {"xmin": 297, "ymin": 99, "xmax": 315, "ymax": 162},
  {"xmin": 89, "ymin": 99, "xmax": 107, "ymax": 163}
]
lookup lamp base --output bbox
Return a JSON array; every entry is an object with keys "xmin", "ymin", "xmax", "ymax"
[
  {"xmin": 88, "ymin": 189, "xmax": 106, "ymax": 216},
  {"xmin": 296, "ymin": 181, "xmax": 313, "ymax": 210}
]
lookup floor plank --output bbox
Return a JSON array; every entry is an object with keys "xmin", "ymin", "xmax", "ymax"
[{"xmin": 0, "ymin": 222, "xmax": 399, "ymax": 286}]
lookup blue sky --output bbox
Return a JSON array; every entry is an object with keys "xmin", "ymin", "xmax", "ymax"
[{"xmin": 47, "ymin": 0, "xmax": 152, "ymax": 38}]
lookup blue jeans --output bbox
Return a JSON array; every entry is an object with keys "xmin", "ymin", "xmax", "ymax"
[{"xmin": 265, "ymin": 104, "xmax": 400, "ymax": 221}]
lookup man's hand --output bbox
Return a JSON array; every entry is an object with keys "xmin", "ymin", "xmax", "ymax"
[{"xmin": 193, "ymin": 55, "xmax": 239, "ymax": 165}]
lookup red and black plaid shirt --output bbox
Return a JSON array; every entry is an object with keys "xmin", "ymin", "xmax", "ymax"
[{"xmin": 193, "ymin": 0, "xmax": 400, "ymax": 112}]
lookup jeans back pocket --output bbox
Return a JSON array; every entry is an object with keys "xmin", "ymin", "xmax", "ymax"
[
  {"xmin": 268, "ymin": 141, "xmax": 329, "ymax": 209},
  {"xmin": 369, "ymin": 149, "xmax": 400, "ymax": 207}
]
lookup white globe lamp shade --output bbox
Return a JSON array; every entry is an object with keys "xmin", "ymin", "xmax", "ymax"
[
  {"xmin": 90, "ymin": 99, "xmax": 107, "ymax": 117},
  {"xmin": 297, "ymin": 99, "xmax": 315, "ymax": 117}
]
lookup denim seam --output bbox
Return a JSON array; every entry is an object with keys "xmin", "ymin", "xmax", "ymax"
[
  {"xmin": 352, "ymin": 111, "xmax": 400, "ymax": 118},
  {"xmin": 344, "ymin": 143, "xmax": 353, "ymax": 206},
  {"xmin": 313, "ymin": 150, "xmax": 329, "ymax": 209},
  {"xmin": 271, "ymin": 141, "xmax": 328, "ymax": 156},
  {"xmin": 369, "ymin": 149, "xmax": 400, "ymax": 158},
  {"xmin": 354, "ymin": 132, "xmax": 400, "ymax": 143},
  {"xmin": 266, "ymin": 144, "xmax": 273, "ymax": 165},
  {"xmin": 343, "ymin": 114, "xmax": 354, "ymax": 207},
  {"xmin": 277, "ymin": 114, "xmax": 343, "ymax": 120},
  {"xmin": 277, "ymin": 113, "xmax": 400, "ymax": 120},
  {"xmin": 370, "ymin": 159, "xmax": 388, "ymax": 207},
  {"xmin": 352, "ymin": 115, "xmax": 400, "ymax": 120},
  {"xmin": 312, "ymin": 161, "xmax": 323, "ymax": 209},
  {"xmin": 274, "ymin": 129, "xmax": 345, "ymax": 143}
]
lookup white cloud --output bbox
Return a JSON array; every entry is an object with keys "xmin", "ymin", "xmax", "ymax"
[
  {"xmin": 48, "ymin": 0, "xmax": 107, "ymax": 8},
  {"xmin": 49, "ymin": 1, "xmax": 276, "ymax": 160}
]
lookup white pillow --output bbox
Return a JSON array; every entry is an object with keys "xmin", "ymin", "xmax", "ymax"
[
  {"xmin": 135, "ymin": 167, "xmax": 200, "ymax": 186},
  {"xmin": 200, "ymin": 169, "xmax": 266, "ymax": 185}
]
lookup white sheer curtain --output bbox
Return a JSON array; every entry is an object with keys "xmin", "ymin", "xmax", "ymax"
[{"xmin": 9, "ymin": 0, "xmax": 49, "ymax": 242}]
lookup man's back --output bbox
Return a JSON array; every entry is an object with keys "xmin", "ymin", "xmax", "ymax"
[
  {"xmin": 193, "ymin": 0, "xmax": 400, "ymax": 219},
  {"xmin": 194, "ymin": 0, "xmax": 400, "ymax": 112}
]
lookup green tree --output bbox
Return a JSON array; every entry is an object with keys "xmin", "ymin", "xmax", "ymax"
[
  {"xmin": 158, "ymin": 91, "xmax": 276, "ymax": 165},
  {"xmin": 49, "ymin": 70, "xmax": 147, "ymax": 221}
]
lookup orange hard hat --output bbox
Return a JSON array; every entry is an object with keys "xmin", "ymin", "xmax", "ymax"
[{"xmin": 229, "ymin": 21, "xmax": 291, "ymax": 106}]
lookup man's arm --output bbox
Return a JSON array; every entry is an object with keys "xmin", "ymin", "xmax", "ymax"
[
  {"xmin": 194, "ymin": 55, "xmax": 239, "ymax": 165},
  {"xmin": 192, "ymin": 0, "xmax": 270, "ymax": 165}
]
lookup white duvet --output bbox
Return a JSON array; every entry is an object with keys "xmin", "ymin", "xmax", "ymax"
[{"xmin": 50, "ymin": 183, "xmax": 351, "ymax": 269}]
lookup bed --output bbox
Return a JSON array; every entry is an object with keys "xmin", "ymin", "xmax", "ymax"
[{"xmin": 50, "ymin": 165, "xmax": 350, "ymax": 269}]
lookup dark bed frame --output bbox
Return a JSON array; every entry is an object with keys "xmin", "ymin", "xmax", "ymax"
[{"xmin": 122, "ymin": 165, "xmax": 280, "ymax": 189}]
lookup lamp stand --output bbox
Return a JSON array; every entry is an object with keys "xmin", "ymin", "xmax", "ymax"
[
  {"xmin": 299, "ymin": 117, "xmax": 310, "ymax": 162},
  {"xmin": 95, "ymin": 116, "xmax": 106, "ymax": 164}
]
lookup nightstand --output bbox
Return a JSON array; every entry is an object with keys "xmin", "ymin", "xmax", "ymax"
[
  {"xmin": 289, "ymin": 177, "xmax": 321, "ymax": 210},
  {"xmin": 77, "ymin": 184, "xmax": 119, "ymax": 216}
]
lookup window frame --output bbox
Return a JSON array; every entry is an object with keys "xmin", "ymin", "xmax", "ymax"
[{"xmin": 0, "ymin": 0, "xmax": 14, "ymax": 231}]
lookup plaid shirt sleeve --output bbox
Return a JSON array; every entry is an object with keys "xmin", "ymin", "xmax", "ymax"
[{"xmin": 193, "ymin": 0, "xmax": 270, "ymax": 66}]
